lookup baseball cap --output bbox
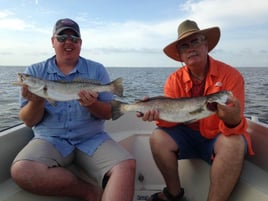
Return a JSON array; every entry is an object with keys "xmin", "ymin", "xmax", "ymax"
[{"xmin": 53, "ymin": 18, "xmax": 80, "ymax": 37}]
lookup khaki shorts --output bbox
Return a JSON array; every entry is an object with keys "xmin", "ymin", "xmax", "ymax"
[{"xmin": 13, "ymin": 138, "xmax": 134, "ymax": 186}]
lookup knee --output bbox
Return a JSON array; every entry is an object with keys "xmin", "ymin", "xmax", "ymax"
[
  {"xmin": 11, "ymin": 160, "xmax": 44, "ymax": 189},
  {"xmin": 11, "ymin": 161, "xmax": 28, "ymax": 183},
  {"xmin": 149, "ymin": 129, "xmax": 177, "ymax": 152},
  {"xmin": 122, "ymin": 159, "xmax": 136, "ymax": 172},
  {"xmin": 113, "ymin": 159, "xmax": 136, "ymax": 174},
  {"xmin": 215, "ymin": 135, "xmax": 246, "ymax": 159},
  {"xmin": 149, "ymin": 129, "xmax": 165, "ymax": 147},
  {"xmin": 227, "ymin": 135, "xmax": 245, "ymax": 152}
]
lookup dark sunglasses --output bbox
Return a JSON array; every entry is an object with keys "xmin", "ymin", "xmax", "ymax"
[{"xmin": 55, "ymin": 34, "xmax": 81, "ymax": 43}]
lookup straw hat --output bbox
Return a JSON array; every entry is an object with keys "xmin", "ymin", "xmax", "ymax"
[{"xmin": 163, "ymin": 20, "xmax": 220, "ymax": 61}]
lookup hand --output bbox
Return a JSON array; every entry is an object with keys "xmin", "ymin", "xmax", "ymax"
[
  {"xmin": 21, "ymin": 85, "xmax": 45, "ymax": 102},
  {"xmin": 216, "ymin": 96, "xmax": 242, "ymax": 127},
  {"xmin": 136, "ymin": 110, "xmax": 159, "ymax": 122},
  {"xmin": 78, "ymin": 90, "xmax": 98, "ymax": 107},
  {"xmin": 136, "ymin": 96, "xmax": 159, "ymax": 122}
]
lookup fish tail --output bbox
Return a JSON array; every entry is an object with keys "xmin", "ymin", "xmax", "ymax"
[
  {"xmin": 110, "ymin": 78, "xmax": 123, "ymax": 97},
  {"xmin": 111, "ymin": 100, "xmax": 126, "ymax": 120}
]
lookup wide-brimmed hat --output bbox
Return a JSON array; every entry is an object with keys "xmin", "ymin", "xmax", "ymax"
[
  {"xmin": 53, "ymin": 18, "xmax": 81, "ymax": 37},
  {"xmin": 163, "ymin": 20, "xmax": 220, "ymax": 61}
]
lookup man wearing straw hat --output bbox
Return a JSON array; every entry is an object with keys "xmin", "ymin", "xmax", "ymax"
[{"xmin": 138, "ymin": 20, "xmax": 254, "ymax": 201}]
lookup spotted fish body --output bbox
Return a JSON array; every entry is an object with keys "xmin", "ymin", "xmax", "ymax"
[
  {"xmin": 111, "ymin": 91, "xmax": 232, "ymax": 123},
  {"xmin": 13, "ymin": 73, "xmax": 123, "ymax": 102}
]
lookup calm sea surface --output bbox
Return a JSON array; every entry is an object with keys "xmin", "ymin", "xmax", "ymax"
[{"xmin": 0, "ymin": 66, "xmax": 267, "ymax": 131}]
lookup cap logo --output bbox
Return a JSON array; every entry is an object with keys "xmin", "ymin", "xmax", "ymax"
[{"xmin": 60, "ymin": 19, "xmax": 75, "ymax": 26}]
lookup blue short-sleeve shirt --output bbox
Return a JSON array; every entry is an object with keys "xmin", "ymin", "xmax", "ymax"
[{"xmin": 20, "ymin": 56, "xmax": 114, "ymax": 157}]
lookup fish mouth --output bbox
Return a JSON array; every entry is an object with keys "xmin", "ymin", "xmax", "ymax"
[
  {"xmin": 12, "ymin": 73, "xmax": 25, "ymax": 86},
  {"xmin": 16, "ymin": 73, "xmax": 26, "ymax": 82},
  {"xmin": 206, "ymin": 102, "xmax": 218, "ymax": 111}
]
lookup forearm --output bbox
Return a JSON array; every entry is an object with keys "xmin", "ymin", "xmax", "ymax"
[
  {"xmin": 19, "ymin": 100, "xmax": 45, "ymax": 127},
  {"xmin": 86, "ymin": 100, "xmax": 112, "ymax": 120}
]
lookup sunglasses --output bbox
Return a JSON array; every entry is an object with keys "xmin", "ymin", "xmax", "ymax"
[
  {"xmin": 55, "ymin": 34, "xmax": 81, "ymax": 43},
  {"xmin": 177, "ymin": 35, "xmax": 206, "ymax": 53}
]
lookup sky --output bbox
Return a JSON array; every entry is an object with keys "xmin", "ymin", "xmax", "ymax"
[{"xmin": 0, "ymin": 0, "xmax": 268, "ymax": 68}]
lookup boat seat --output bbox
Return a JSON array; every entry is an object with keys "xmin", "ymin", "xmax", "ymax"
[
  {"xmin": 119, "ymin": 134, "xmax": 268, "ymax": 201},
  {"xmin": 1, "ymin": 120, "xmax": 268, "ymax": 201}
]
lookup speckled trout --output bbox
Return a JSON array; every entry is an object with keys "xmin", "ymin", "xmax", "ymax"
[
  {"xmin": 111, "ymin": 91, "xmax": 232, "ymax": 123},
  {"xmin": 13, "ymin": 73, "xmax": 123, "ymax": 102}
]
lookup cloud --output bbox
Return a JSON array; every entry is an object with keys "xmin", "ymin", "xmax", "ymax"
[
  {"xmin": 0, "ymin": 51, "xmax": 12, "ymax": 56},
  {"xmin": 0, "ymin": 18, "xmax": 28, "ymax": 30},
  {"xmin": 181, "ymin": 0, "xmax": 268, "ymax": 28},
  {"xmin": 81, "ymin": 20, "xmax": 179, "ymax": 51},
  {"xmin": 0, "ymin": 10, "xmax": 28, "ymax": 30},
  {"xmin": 80, "ymin": 0, "xmax": 268, "ymax": 52},
  {"xmin": 0, "ymin": 10, "xmax": 13, "ymax": 18},
  {"xmin": 1, "ymin": 0, "xmax": 267, "ymax": 67},
  {"xmin": 83, "ymin": 47, "xmax": 160, "ymax": 55}
]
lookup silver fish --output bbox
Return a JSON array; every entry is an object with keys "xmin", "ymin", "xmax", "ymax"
[
  {"xmin": 13, "ymin": 73, "xmax": 123, "ymax": 102},
  {"xmin": 111, "ymin": 91, "xmax": 232, "ymax": 123}
]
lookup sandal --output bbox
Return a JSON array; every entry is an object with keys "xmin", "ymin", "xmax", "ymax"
[{"xmin": 149, "ymin": 187, "xmax": 184, "ymax": 201}]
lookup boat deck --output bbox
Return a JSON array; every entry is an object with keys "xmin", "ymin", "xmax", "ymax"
[{"xmin": 0, "ymin": 114, "xmax": 268, "ymax": 201}]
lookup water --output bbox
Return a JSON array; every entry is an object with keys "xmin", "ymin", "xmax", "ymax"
[{"xmin": 0, "ymin": 66, "xmax": 267, "ymax": 131}]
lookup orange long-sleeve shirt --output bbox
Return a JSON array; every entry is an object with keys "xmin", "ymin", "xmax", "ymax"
[{"xmin": 156, "ymin": 56, "xmax": 254, "ymax": 155}]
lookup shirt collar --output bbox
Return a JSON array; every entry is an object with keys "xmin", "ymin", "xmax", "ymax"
[
  {"xmin": 181, "ymin": 56, "xmax": 219, "ymax": 83},
  {"xmin": 47, "ymin": 56, "xmax": 86, "ymax": 75},
  {"xmin": 206, "ymin": 56, "xmax": 219, "ymax": 78}
]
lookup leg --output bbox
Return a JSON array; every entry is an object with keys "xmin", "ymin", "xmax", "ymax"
[
  {"xmin": 102, "ymin": 159, "xmax": 136, "ymax": 201},
  {"xmin": 11, "ymin": 160, "xmax": 101, "ymax": 200},
  {"xmin": 75, "ymin": 139, "xmax": 135, "ymax": 201},
  {"xmin": 11, "ymin": 139, "xmax": 101, "ymax": 201},
  {"xmin": 208, "ymin": 134, "xmax": 245, "ymax": 201},
  {"xmin": 147, "ymin": 128, "xmax": 183, "ymax": 201}
]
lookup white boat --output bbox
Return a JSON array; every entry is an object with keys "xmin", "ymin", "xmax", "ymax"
[{"xmin": 0, "ymin": 113, "xmax": 268, "ymax": 201}]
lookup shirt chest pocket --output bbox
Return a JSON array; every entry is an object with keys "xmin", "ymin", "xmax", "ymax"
[
  {"xmin": 69, "ymin": 102, "xmax": 93, "ymax": 121},
  {"xmin": 45, "ymin": 101, "xmax": 92, "ymax": 125}
]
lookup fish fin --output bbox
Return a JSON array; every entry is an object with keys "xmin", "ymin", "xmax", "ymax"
[
  {"xmin": 75, "ymin": 78, "xmax": 101, "ymax": 84},
  {"xmin": 30, "ymin": 85, "xmax": 46, "ymax": 93},
  {"xmin": 133, "ymin": 96, "xmax": 167, "ymax": 103},
  {"xmin": 111, "ymin": 100, "xmax": 126, "ymax": 120},
  {"xmin": 109, "ymin": 78, "xmax": 123, "ymax": 97},
  {"xmin": 147, "ymin": 96, "xmax": 168, "ymax": 100},
  {"xmin": 134, "ymin": 98, "xmax": 143, "ymax": 102},
  {"xmin": 55, "ymin": 78, "xmax": 102, "ymax": 85}
]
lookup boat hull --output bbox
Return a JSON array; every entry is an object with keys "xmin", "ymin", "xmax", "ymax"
[{"xmin": 0, "ymin": 113, "xmax": 268, "ymax": 201}]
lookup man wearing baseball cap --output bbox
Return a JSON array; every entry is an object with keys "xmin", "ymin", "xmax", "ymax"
[
  {"xmin": 138, "ymin": 20, "xmax": 254, "ymax": 201},
  {"xmin": 11, "ymin": 18, "xmax": 135, "ymax": 201},
  {"xmin": 53, "ymin": 18, "xmax": 81, "ymax": 37}
]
